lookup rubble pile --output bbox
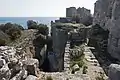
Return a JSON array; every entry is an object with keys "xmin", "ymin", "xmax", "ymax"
[{"xmin": 0, "ymin": 46, "xmax": 39, "ymax": 80}]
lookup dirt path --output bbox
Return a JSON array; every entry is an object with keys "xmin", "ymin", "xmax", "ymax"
[{"xmin": 84, "ymin": 46, "xmax": 108, "ymax": 80}]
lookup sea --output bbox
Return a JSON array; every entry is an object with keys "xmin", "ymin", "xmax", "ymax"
[{"xmin": 0, "ymin": 17, "xmax": 59, "ymax": 29}]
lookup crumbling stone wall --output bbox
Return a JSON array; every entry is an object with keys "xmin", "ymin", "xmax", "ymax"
[
  {"xmin": 89, "ymin": 24, "xmax": 109, "ymax": 53},
  {"xmin": 0, "ymin": 46, "xmax": 39, "ymax": 80},
  {"xmin": 93, "ymin": 0, "xmax": 120, "ymax": 61}
]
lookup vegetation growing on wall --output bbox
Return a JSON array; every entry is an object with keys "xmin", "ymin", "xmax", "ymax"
[
  {"xmin": 27, "ymin": 20, "xmax": 49, "ymax": 35},
  {"xmin": 70, "ymin": 44, "xmax": 88, "ymax": 74}
]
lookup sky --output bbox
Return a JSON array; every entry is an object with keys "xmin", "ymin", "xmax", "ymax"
[{"xmin": 0, "ymin": 0, "xmax": 97, "ymax": 17}]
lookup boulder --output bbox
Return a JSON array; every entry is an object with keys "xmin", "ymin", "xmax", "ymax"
[
  {"xmin": 10, "ymin": 62, "xmax": 23, "ymax": 78},
  {"xmin": 108, "ymin": 64, "xmax": 120, "ymax": 80},
  {"xmin": 0, "ymin": 59, "xmax": 6, "ymax": 68},
  {"xmin": 72, "ymin": 64, "xmax": 80, "ymax": 71},
  {"xmin": 23, "ymin": 59, "xmax": 39, "ymax": 75},
  {"xmin": 10, "ymin": 69, "xmax": 28, "ymax": 80},
  {"xmin": 25, "ymin": 75, "xmax": 37, "ymax": 80},
  {"xmin": 0, "ymin": 64, "xmax": 11, "ymax": 80}
]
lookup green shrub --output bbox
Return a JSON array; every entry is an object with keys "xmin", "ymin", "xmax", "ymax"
[
  {"xmin": 14, "ymin": 24, "xmax": 24, "ymax": 30},
  {"xmin": 70, "ymin": 60, "xmax": 85, "ymax": 68},
  {"xmin": 27, "ymin": 20, "xmax": 49, "ymax": 35},
  {"xmin": 6, "ymin": 28, "xmax": 21, "ymax": 40},
  {"xmin": 27, "ymin": 20, "xmax": 38, "ymax": 29},
  {"xmin": 0, "ymin": 22, "xmax": 24, "ymax": 32},
  {"xmin": 70, "ymin": 44, "xmax": 85, "ymax": 61},
  {"xmin": 0, "ymin": 39, "xmax": 6, "ymax": 46},
  {"xmin": 71, "ymin": 53, "xmax": 85, "ymax": 62},
  {"xmin": 38, "ymin": 25, "xmax": 49, "ymax": 35},
  {"xmin": 46, "ymin": 76, "xmax": 53, "ymax": 80},
  {"xmin": 0, "ymin": 22, "xmax": 23, "ymax": 41}
]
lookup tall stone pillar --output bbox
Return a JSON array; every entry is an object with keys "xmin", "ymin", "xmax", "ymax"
[{"xmin": 52, "ymin": 26, "xmax": 68, "ymax": 71}]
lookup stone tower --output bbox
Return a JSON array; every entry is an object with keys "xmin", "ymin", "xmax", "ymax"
[{"xmin": 66, "ymin": 7, "xmax": 77, "ymax": 17}]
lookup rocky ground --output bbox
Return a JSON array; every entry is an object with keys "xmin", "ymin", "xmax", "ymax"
[
  {"xmin": 0, "ymin": 29, "xmax": 40, "ymax": 80},
  {"xmin": 0, "ymin": 46, "xmax": 40, "ymax": 80}
]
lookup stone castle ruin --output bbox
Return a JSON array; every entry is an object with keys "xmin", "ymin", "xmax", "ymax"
[
  {"xmin": 66, "ymin": 7, "xmax": 93, "ymax": 26},
  {"xmin": 1, "ymin": 1, "xmax": 120, "ymax": 79},
  {"xmin": 49, "ymin": 22, "xmax": 90, "ymax": 72}
]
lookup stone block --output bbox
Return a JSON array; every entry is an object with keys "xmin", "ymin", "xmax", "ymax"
[{"xmin": 108, "ymin": 64, "xmax": 120, "ymax": 80}]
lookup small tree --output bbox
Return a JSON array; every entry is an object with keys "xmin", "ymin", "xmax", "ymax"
[
  {"xmin": 27, "ymin": 20, "xmax": 38, "ymax": 29},
  {"xmin": 38, "ymin": 24, "xmax": 49, "ymax": 35},
  {"xmin": 14, "ymin": 24, "xmax": 24, "ymax": 30},
  {"xmin": 0, "ymin": 39, "xmax": 6, "ymax": 46},
  {"xmin": 6, "ymin": 28, "xmax": 21, "ymax": 40}
]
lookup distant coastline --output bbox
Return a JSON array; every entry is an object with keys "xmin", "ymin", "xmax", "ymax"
[{"xmin": 0, "ymin": 17, "xmax": 59, "ymax": 29}]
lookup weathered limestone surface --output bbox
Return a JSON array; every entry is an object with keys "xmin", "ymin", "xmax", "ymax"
[
  {"xmin": 0, "ymin": 46, "xmax": 39, "ymax": 80},
  {"xmin": 93, "ymin": 0, "xmax": 120, "ymax": 61},
  {"xmin": 25, "ymin": 75, "xmax": 37, "ymax": 80},
  {"xmin": 108, "ymin": 64, "xmax": 120, "ymax": 80}
]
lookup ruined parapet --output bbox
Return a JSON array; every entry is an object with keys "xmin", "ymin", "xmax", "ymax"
[
  {"xmin": 69, "ymin": 46, "xmax": 84, "ymax": 60},
  {"xmin": 56, "ymin": 17, "xmax": 72, "ymax": 23}
]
